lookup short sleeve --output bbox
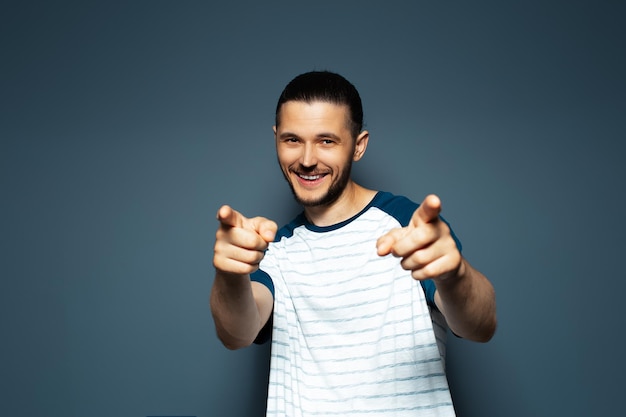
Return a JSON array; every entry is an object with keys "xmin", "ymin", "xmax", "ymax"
[{"xmin": 250, "ymin": 269, "xmax": 274, "ymax": 297}]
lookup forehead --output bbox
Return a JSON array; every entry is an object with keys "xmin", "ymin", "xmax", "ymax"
[{"xmin": 276, "ymin": 101, "xmax": 350, "ymax": 132}]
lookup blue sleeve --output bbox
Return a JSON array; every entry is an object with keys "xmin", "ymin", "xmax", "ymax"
[
  {"xmin": 249, "ymin": 269, "xmax": 274, "ymax": 344},
  {"xmin": 420, "ymin": 279, "xmax": 437, "ymax": 307},
  {"xmin": 250, "ymin": 269, "xmax": 274, "ymax": 297}
]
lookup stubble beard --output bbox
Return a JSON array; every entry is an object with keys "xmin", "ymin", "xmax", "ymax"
[{"xmin": 283, "ymin": 160, "xmax": 353, "ymax": 209}]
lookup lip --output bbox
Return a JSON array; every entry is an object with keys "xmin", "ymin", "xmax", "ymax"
[{"xmin": 294, "ymin": 172, "xmax": 327, "ymax": 187}]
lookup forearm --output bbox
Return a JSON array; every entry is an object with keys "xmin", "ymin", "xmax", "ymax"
[
  {"xmin": 210, "ymin": 272, "xmax": 266, "ymax": 350},
  {"xmin": 434, "ymin": 258, "xmax": 497, "ymax": 342}
]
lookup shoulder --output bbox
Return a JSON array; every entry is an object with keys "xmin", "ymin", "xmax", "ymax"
[
  {"xmin": 374, "ymin": 191, "xmax": 463, "ymax": 251},
  {"xmin": 273, "ymin": 212, "xmax": 308, "ymax": 242},
  {"xmin": 370, "ymin": 191, "xmax": 419, "ymax": 227}
]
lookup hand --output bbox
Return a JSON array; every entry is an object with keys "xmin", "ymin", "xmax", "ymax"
[
  {"xmin": 213, "ymin": 205, "xmax": 278, "ymax": 276},
  {"xmin": 376, "ymin": 194, "xmax": 462, "ymax": 282}
]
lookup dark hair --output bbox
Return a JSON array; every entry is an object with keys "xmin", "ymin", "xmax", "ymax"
[{"xmin": 275, "ymin": 71, "xmax": 363, "ymax": 139}]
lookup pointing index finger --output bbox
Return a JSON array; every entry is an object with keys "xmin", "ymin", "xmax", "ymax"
[
  {"xmin": 217, "ymin": 205, "xmax": 278, "ymax": 243},
  {"xmin": 413, "ymin": 194, "xmax": 442, "ymax": 226},
  {"xmin": 217, "ymin": 205, "xmax": 243, "ymax": 228}
]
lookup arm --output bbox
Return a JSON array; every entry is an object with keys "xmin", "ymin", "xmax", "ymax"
[
  {"xmin": 210, "ymin": 205, "xmax": 277, "ymax": 350},
  {"xmin": 377, "ymin": 195, "xmax": 497, "ymax": 342},
  {"xmin": 433, "ymin": 258, "xmax": 496, "ymax": 342}
]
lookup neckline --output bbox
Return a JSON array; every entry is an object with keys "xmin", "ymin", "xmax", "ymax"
[{"xmin": 302, "ymin": 191, "xmax": 383, "ymax": 233}]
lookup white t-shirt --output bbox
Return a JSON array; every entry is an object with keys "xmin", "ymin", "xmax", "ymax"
[{"xmin": 251, "ymin": 192, "xmax": 457, "ymax": 417}]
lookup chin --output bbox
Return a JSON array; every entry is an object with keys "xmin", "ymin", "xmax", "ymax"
[
  {"xmin": 292, "ymin": 187, "xmax": 343, "ymax": 208},
  {"xmin": 293, "ymin": 192, "xmax": 327, "ymax": 207}
]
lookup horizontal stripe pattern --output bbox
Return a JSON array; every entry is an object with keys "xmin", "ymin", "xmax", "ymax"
[{"xmin": 259, "ymin": 193, "xmax": 455, "ymax": 417}]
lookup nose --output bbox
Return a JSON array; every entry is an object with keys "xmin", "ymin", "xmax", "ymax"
[{"xmin": 300, "ymin": 142, "xmax": 317, "ymax": 168}]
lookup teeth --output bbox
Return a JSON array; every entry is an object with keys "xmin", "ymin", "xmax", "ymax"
[{"xmin": 300, "ymin": 174, "xmax": 321, "ymax": 180}]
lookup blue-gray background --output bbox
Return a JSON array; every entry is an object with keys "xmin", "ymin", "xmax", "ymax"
[{"xmin": 2, "ymin": 1, "xmax": 625, "ymax": 416}]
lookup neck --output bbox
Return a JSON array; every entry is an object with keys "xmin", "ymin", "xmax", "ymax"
[{"xmin": 304, "ymin": 181, "xmax": 377, "ymax": 227}]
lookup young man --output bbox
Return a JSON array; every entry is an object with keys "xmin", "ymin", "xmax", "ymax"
[{"xmin": 211, "ymin": 71, "xmax": 497, "ymax": 417}]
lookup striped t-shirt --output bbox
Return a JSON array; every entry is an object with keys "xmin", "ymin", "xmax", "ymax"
[{"xmin": 251, "ymin": 191, "xmax": 457, "ymax": 417}]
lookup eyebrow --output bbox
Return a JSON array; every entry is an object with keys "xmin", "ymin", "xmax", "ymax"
[{"xmin": 278, "ymin": 131, "xmax": 343, "ymax": 141}]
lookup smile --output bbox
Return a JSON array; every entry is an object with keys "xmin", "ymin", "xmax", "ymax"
[
  {"xmin": 294, "ymin": 172, "xmax": 328, "ymax": 187},
  {"xmin": 299, "ymin": 174, "xmax": 323, "ymax": 180}
]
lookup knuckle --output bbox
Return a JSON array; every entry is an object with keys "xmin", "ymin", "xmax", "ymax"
[
  {"xmin": 412, "ymin": 250, "xmax": 429, "ymax": 266},
  {"xmin": 242, "ymin": 249, "xmax": 264, "ymax": 265},
  {"xmin": 212, "ymin": 255, "xmax": 228, "ymax": 271},
  {"xmin": 213, "ymin": 239, "xmax": 226, "ymax": 256}
]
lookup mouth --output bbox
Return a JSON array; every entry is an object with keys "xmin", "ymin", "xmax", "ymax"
[
  {"xmin": 299, "ymin": 174, "xmax": 323, "ymax": 180},
  {"xmin": 294, "ymin": 172, "xmax": 327, "ymax": 186}
]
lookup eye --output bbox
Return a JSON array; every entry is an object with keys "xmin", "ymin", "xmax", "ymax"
[{"xmin": 321, "ymin": 139, "xmax": 335, "ymax": 145}]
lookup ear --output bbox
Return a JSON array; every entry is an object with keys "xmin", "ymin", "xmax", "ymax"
[{"xmin": 353, "ymin": 130, "xmax": 369, "ymax": 161}]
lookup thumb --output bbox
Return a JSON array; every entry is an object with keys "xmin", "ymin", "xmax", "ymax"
[
  {"xmin": 412, "ymin": 194, "xmax": 442, "ymax": 226},
  {"xmin": 253, "ymin": 217, "xmax": 278, "ymax": 243},
  {"xmin": 376, "ymin": 227, "xmax": 406, "ymax": 256},
  {"xmin": 216, "ymin": 205, "xmax": 245, "ymax": 228}
]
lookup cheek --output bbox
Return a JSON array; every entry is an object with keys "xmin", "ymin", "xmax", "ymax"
[
  {"xmin": 318, "ymin": 148, "xmax": 345, "ymax": 163},
  {"xmin": 276, "ymin": 147, "xmax": 290, "ymax": 162},
  {"xmin": 276, "ymin": 148, "xmax": 299, "ymax": 169},
  {"xmin": 328, "ymin": 151, "xmax": 354, "ymax": 170}
]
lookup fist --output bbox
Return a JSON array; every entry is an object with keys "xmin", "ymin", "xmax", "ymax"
[
  {"xmin": 213, "ymin": 205, "xmax": 278, "ymax": 276},
  {"xmin": 376, "ymin": 195, "xmax": 461, "ymax": 281}
]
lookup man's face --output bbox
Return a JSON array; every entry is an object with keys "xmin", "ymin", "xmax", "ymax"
[{"xmin": 274, "ymin": 101, "xmax": 363, "ymax": 208}]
